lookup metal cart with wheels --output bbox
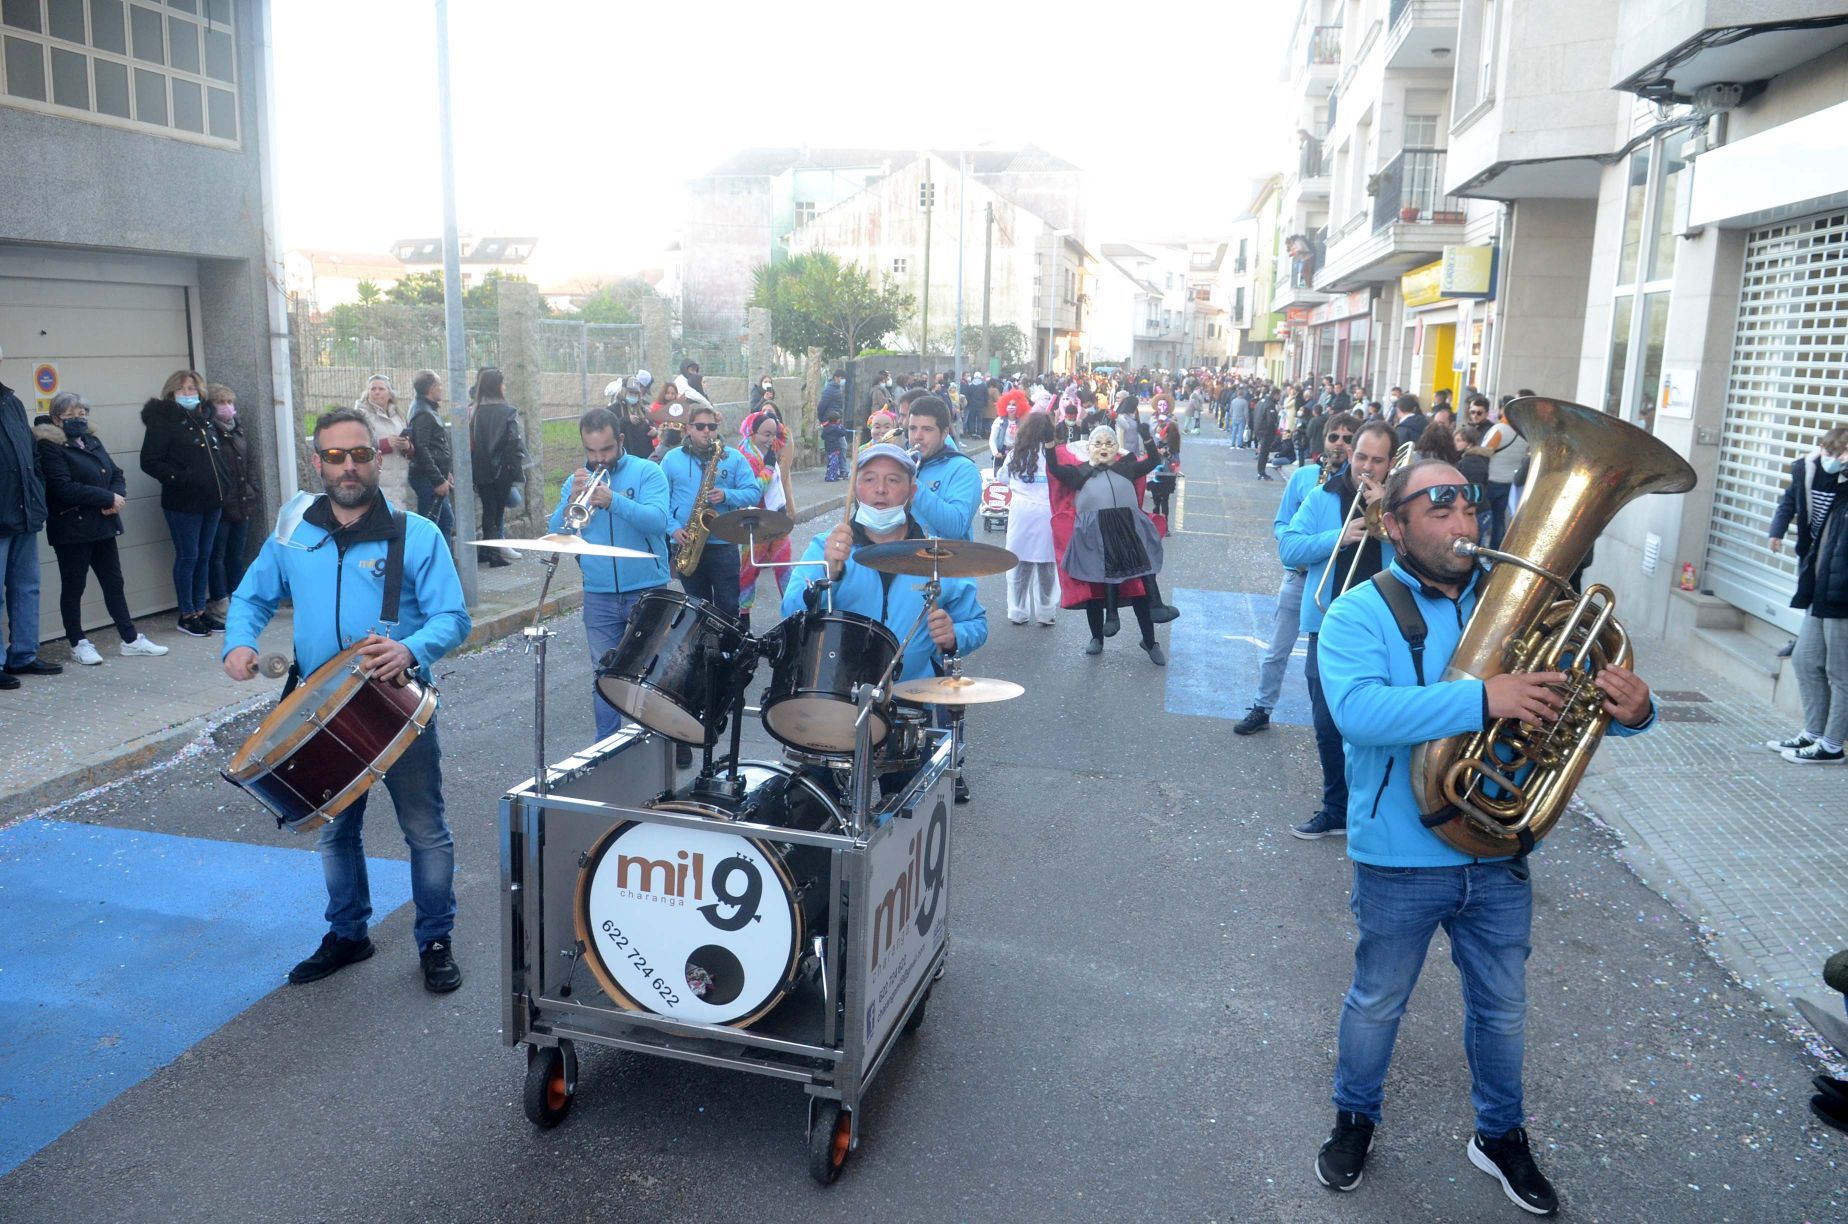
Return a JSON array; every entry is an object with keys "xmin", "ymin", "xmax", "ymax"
[{"xmin": 499, "ymin": 717, "xmax": 952, "ymax": 1185}]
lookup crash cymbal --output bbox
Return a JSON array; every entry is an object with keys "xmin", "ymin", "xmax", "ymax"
[
  {"xmin": 889, "ymin": 675, "xmax": 1025, "ymax": 706},
  {"xmin": 857, "ymin": 538, "xmax": 1018, "ymax": 578},
  {"xmin": 710, "ymin": 508, "xmax": 794, "ymax": 544},
  {"xmin": 473, "ymin": 534, "xmax": 656, "ymax": 560}
]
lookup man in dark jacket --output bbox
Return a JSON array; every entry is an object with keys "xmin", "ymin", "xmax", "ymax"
[
  {"xmin": 1254, "ymin": 391, "xmax": 1281, "ymax": 481},
  {"xmin": 405, "ymin": 368, "xmax": 455, "ymax": 543},
  {"xmin": 817, "ymin": 368, "xmax": 846, "ymax": 426},
  {"xmin": 0, "ymin": 350, "xmax": 57, "ymax": 684},
  {"xmin": 1767, "ymin": 426, "xmax": 1848, "ymax": 763},
  {"xmin": 1393, "ymin": 393, "xmax": 1429, "ymax": 450}
]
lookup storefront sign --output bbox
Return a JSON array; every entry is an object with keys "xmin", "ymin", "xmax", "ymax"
[
  {"xmin": 1440, "ymin": 245, "xmax": 1498, "ymax": 299},
  {"xmin": 1659, "ymin": 366, "xmax": 1697, "ymax": 420},
  {"xmin": 1402, "ymin": 261, "xmax": 1444, "ymax": 309},
  {"xmin": 1284, "ymin": 307, "xmax": 1312, "ymax": 323},
  {"xmin": 1309, "ymin": 290, "xmax": 1369, "ymax": 326}
]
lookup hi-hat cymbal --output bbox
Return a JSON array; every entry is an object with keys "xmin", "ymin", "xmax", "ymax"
[
  {"xmin": 890, "ymin": 675, "xmax": 1025, "ymax": 706},
  {"xmin": 858, "ymin": 538, "xmax": 1018, "ymax": 578},
  {"xmin": 710, "ymin": 508, "xmax": 794, "ymax": 544},
  {"xmin": 473, "ymin": 534, "xmax": 655, "ymax": 560}
]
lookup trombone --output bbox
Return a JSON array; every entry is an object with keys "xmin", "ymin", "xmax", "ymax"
[{"xmin": 1313, "ymin": 441, "xmax": 1415, "ymax": 612}]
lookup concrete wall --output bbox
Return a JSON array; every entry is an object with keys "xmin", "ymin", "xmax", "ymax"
[
  {"xmin": 683, "ymin": 175, "xmax": 774, "ymax": 332},
  {"xmin": 1497, "ymin": 198, "xmax": 1598, "ymax": 399}
]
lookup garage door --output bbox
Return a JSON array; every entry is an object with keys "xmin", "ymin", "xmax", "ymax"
[
  {"xmin": 1703, "ymin": 209, "xmax": 1848, "ymax": 632},
  {"xmin": 0, "ymin": 274, "xmax": 194, "ymax": 638}
]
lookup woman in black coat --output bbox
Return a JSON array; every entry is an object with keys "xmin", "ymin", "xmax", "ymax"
[
  {"xmin": 468, "ymin": 367, "xmax": 526, "ymax": 567},
  {"xmin": 36, "ymin": 394, "xmax": 167, "ymax": 663},
  {"xmin": 140, "ymin": 368, "xmax": 229, "ymax": 635},
  {"xmin": 205, "ymin": 383, "xmax": 263, "ymax": 616}
]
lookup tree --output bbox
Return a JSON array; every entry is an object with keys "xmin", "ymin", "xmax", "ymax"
[
  {"xmin": 386, "ymin": 270, "xmax": 446, "ymax": 308},
  {"xmin": 973, "ymin": 323, "xmax": 1029, "ymax": 371},
  {"xmin": 355, "ymin": 280, "xmax": 381, "ymax": 305},
  {"xmin": 559, "ymin": 277, "xmax": 664, "ymax": 325},
  {"xmin": 749, "ymin": 252, "xmax": 914, "ymax": 361}
]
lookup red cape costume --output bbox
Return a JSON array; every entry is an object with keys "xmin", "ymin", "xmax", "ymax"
[{"xmin": 1047, "ymin": 442, "xmax": 1147, "ymax": 608}]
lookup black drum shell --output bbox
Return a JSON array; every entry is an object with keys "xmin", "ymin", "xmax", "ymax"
[
  {"xmin": 595, "ymin": 589, "xmax": 745, "ymax": 746},
  {"xmin": 759, "ymin": 610, "xmax": 900, "ymax": 755}
]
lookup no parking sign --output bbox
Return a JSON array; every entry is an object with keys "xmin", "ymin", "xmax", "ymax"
[{"xmin": 33, "ymin": 362, "xmax": 57, "ymax": 414}]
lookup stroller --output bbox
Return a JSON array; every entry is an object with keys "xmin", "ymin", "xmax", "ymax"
[{"xmin": 980, "ymin": 478, "xmax": 1011, "ymax": 534}]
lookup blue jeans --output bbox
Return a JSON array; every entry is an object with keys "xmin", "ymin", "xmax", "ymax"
[
  {"xmin": 163, "ymin": 507, "xmax": 221, "ymax": 615},
  {"xmin": 1485, "ymin": 482, "xmax": 1512, "ymax": 551},
  {"xmin": 409, "ymin": 474, "xmax": 456, "ymax": 541},
  {"xmin": 1304, "ymin": 635, "xmax": 1348, "ymax": 824},
  {"xmin": 1250, "ymin": 568, "xmax": 1306, "ymax": 711},
  {"xmin": 0, "ymin": 531, "xmax": 41, "ymax": 667},
  {"xmin": 1334, "ymin": 859, "xmax": 1534, "ymax": 1135},
  {"xmin": 678, "ymin": 540, "xmax": 740, "ymax": 621},
  {"xmin": 584, "ymin": 588, "xmax": 648, "ymax": 742},
  {"xmin": 208, "ymin": 515, "xmax": 249, "ymax": 602},
  {"xmin": 315, "ymin": 719, "xmax": 456, "ymax": 949}
]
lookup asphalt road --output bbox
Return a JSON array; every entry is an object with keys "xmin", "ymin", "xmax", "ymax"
[{"xmin": 2, "ymin": 436, "xmax": 1844, "ymax": 1222}]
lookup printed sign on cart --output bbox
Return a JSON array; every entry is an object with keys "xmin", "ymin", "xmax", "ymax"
[
  {"xmin": 862, "ymin": 796, "xmax": 950, "ymax": 1050},
  {"xmin": 582, "ymin": 822, "xmax": 801, "ymax": 1026}
]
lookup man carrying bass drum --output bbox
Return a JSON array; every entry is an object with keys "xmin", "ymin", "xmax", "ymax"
[{"xmin": 222, "ymin": 408, "xmax": 472, "ymax": 994}]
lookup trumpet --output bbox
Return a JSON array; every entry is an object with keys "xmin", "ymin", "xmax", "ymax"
[
  {"xmin": 1313, "ymin": 441, "xmax": 1415, "ymax": 612},
  {"xmin": 561, "ymin": 465, "xmax": 612, "ymax": 534}
]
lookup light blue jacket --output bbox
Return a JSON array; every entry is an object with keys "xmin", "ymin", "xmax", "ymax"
[
  {"xmin": 659, "ymin": 444, "xmax": 761, "ymax": 534},
  {"xmin": 547, "ymin": 454, "xmax": 671, "ymax": 594},
  {"xmin": 780, "ymin": 525, "xmax": 988, "ymax": 683},
  {"xmin": 1273, "ymin": 462, "xmax": 1322, "ymax": 555},
  {"xmin": 1279, "ymin": 470, "xmax": 1396, "ymax": 636},
  {"xmin": 224, "ymin": 495, "xmax": 470, "ymax": 682},
  {"xmin": 911, "ymin": 446, "xmax": 982, "ymax": 540},
  {"xmin": 1317, "ymin": 560, "xmax": 1655, "ymax": 867}
]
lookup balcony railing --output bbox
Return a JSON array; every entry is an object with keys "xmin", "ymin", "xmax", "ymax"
[
  {"xmin": 1308, "ymin": 24, "xmax": 1341, "ymax": 66},
  {"xmin": 1298, "ymin": 137, "xmax": 1329, "ymax": 179},
  {"xmin": 1371, "ymin": 148, "xmax": 1466, "ymax": 233}
]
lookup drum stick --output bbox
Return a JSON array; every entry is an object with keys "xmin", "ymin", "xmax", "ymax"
[{"xmin": 840, "ymin": 429, "xmax": 858, "ymax": 527}]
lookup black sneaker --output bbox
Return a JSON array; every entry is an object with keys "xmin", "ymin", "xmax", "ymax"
[
  {"xmin": 176, "ymin": 615, "xmax": 212, "ymax": 639},
  {"xmin": 1766, "ymin": 731, "xmax": 1815, "ymax": 752},
  {"xmin": 1233, "ymin": 706, "xmax": 1271, "ymax": 736},
  {"xmin": 1292, "ymin": 812, "xmax": 1347, "ymax": 840},
  {"xmin": 0, "ymin": 672, "xmax": 18, "ymax": 690},
  {"xmin": 1468, "ymin": 1128, "xmax": 1559, "ymax": 1215},
  {"xmin": 288, "ymin": 932, "xmax": 375, "ymax": 984},
  {"xmin": 1315, "ymin": 1110, "xmax": 1374, "ymax": 1191},
  {"xmin": 1783, "ymin": 741, "xmax": 1845, "ymax": 764},
  {"xmin": 198, "ymin": 613, "xmax": 227, "ymax": 633},
  {"xmin": 420, "ymin": 939, "xmax": 462, "ymax": 992},
  {"xmin": 954, "ymin": 775, "xmax": 971, "ymax": 805}
]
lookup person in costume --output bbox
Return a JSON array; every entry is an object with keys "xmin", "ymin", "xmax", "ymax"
[
  {"xmin": 1044, "ymin": 424, "xmax": 1168, "ymax": 664},
  {"xmin": 736, "ymin": 410, "xmax": 796, "ymax": 630}
]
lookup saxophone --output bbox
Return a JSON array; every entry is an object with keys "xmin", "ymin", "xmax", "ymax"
[{"xmin": 674, "ymin": 442, "xmax": 723, "ymax": 577}]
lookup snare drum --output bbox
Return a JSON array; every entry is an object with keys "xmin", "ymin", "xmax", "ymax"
[
  {"xmin": 222, "ymin": 643, "xmax": 437, "ymax": 833},
  {"xmin": 875, "ymin": 703, "xmax": 932, "ymax": 774},
  {"xmin": 575, "ymin": 761, "xmax": 842, "ymax": 1027},
  {"xmin": 759, "ymin": 610, "xmax": 900, "ymax": 755},
  {"xmin": 596, "ymin": 589, "xmax": 746, "ymax": 746}
]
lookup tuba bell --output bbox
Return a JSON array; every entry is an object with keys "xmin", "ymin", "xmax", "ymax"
[{"xmin": 1411, "ymin": 397, "xmax": 1697, "ymax": 858}]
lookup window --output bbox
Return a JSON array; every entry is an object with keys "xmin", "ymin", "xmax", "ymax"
[
  {"xmin": 1234, "ymin": 287, "xmax": 1246, "ymax": 320},
  {"xmin": 890, "ymin": 256, "xmax": 908, "ymax": 276},
  {"xmin": 1404, "ymin": 113, "xmax": 1439, "ymax": 149},
  {"xmin": 1602, "ymin": 133, "xmax": 1688, "ymax": 432},
  {"xmin": 793, "ymin": 200, "xmax": 816, "ymax": 228},
  {"xmin": 0, "ymin": 0, "xmax": 238, "ymax": 144},
  {"xmin": 1452, "ymin": 0, "xmax": 1499, "ymax": 119}
]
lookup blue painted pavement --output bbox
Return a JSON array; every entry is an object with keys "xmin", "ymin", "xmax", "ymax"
[
  {"xmin": 0, "ymin": 820, "xmax": 411, "ymax": 1175},
  {"xmin": 1165, "ymin": 586, "xmax": 1313, "ymax": 727}
]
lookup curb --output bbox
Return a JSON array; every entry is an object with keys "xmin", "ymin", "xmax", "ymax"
[{"xmin": 461, "ymin": 585, "xmax": 585, "ymax": 650}]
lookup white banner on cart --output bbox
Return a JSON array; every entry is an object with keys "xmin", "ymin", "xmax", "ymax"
[{"xmin": 862, "ymin": 796, "xmax": 950, "ymax": 1051}]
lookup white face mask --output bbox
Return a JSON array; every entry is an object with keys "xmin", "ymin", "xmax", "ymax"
[{"xmin": 853, "ymin": 501, "xmax": 907, "ymax": 533}]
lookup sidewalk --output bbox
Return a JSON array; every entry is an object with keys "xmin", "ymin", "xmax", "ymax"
[{"xmin": 0, "ymin": 438, "xmax": 984, "ymax": 822}]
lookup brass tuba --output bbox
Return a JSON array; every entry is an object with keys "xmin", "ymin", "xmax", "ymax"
[{"xmin": 1412, "ymin": 397, "xmax": 1697, "ymax": 858}]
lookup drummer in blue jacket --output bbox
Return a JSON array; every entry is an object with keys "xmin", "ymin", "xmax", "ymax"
[
  {"xmin": 550, "ymin": 406, "xmax": 670, "ymax": 742},
  {"xmin": 223, "ymin": 407, "xmax": 471, "ymax": 996},
  {"xmin": 1309, "ymin": 458, "xmax": 1656, "ymax": 1213},
  {"xmin": 782, "ymin": 442, "xmax": 988, "ymax": 801},
  {"xmin": 904, "ymin": 395, "xmax": 982, "ymax": 540}
]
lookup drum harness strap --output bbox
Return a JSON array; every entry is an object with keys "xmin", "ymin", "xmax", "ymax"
[
  {"xmin": 281, "ymin": 510, "xmax": 409, "ymax": 699},
  {"xmin": 1366, "ymin": 571, "xmax": 1533, "ymax": 859}
]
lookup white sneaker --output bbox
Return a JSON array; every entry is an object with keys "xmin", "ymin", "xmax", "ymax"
[
  {"xmin": 120, "ymin": 635, "xmax": 170, "ymax": 657},
  {"xmin": 72, "ymin": 639, "xmax": 104, "ymax": 666},
  {"xmin": 502, "ymin": 547, "xmax": 523, "ymax": 561}
]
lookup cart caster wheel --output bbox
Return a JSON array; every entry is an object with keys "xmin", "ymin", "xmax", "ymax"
[
  {"xmin": 808, "ymin": 1100, "xmax": 852, "ymax": 1185},
  {"xmin": 523, "ymin": 1043, "xmax": 576, "ymax": 1129},
  {"xmin": 902, "ymin": 988, "xmax": 930, "ymax": 1036}
]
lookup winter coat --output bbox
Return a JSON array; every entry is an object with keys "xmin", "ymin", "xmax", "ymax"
[
  {"xmin": 139, "ymin": 397, "xmax": 229, "ymax": 513},
  {"xmin": 212, "ymin": 417, "xmax": 263, "ymax": 523},
  {"xmin": 0, "ymin": 383, "xmax": 46, "ymax": 536},
  {"xmin": 1394, "ymin": 411, "xmax": 1430, "ymax": 451},
  {"xmin": 1803, "ymin": 469, "xmax": 1848, "ymax": 619},
  {"xmin": 1769, "ymin": 453, "xmax": 1838, "ymax": 611},
  {"xmin": 406, "ymin": 397, "xmax": 454, "ymax": 487},
  {"xmin": 469, "ymin": 400, "xmax": 525, "ymax": 489},
  {"xmin": 34, "ymin": 422, "xmax": 125, "ymax": 547},
  {"xmin": 817, "ymin": 378, "xmax": 845, "ymax": 424}
]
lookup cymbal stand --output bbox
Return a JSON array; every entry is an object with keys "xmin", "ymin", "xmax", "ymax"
[{"xmin": 523, "ymin": 550, "xmax": 567, "ymax": 800}]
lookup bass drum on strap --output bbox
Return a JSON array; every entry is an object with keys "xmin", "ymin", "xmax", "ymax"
[
  {"xmin": 596, "ymin": 589, "xmax": 746, "ymax": 746},
  {"xmin": 759, "ymin": 610, "xmax": 900, "ymax": 755},
  {"xmin": 575, "ymin": 762, "xmax": 841, "ymax": 1028}
]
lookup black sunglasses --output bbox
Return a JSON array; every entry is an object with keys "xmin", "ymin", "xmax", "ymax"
[
  {"xmin": 689, "ymin": 422, "xmax": 719, "ymax": 432},
  {"xmin": 1324, "ymin": 432, "xmax": 1354, "ymax": 445},
  {"xmin": 1390, "ymin": 482, "xmax": 1484, "ymax": 512},
  {"xmin": 317, "ymin": 446, "xmax": 377, "ymax": 465}
]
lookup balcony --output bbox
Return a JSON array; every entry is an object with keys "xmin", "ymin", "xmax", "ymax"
[
  {"xmin": 1385, "ymin": 0, "xmax": 1460, "ymax": 71},
  {"xmin": 1316, "ymin": 148, "xmax": 1468, "ymax": 291},
  {"xmin": 1614, "ymin": 3, "xmax": 1848, "ymax": 104},
  {"xmin": 1305, "ymin": 23, "xmax": 1342, "ymax": 86},
  {"xmin": 1273, "ymin": 243, "xmax": 1330, "ymax": 311}
]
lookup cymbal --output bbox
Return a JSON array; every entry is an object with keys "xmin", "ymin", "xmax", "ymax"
[
  {"xmin": 473, "ymin": 534, "xmax": 656, "ymax": 560},
  {"xmin": 890, "ymin": 675, "xmax": 1025, "ymax": 706},
  {"xmin": 857, "ymin": 538, "xmax": 1018, "ymax": 578},
  {"xmin": 710, "ymin": 508, "xmax": 794, "ymax": 544}
]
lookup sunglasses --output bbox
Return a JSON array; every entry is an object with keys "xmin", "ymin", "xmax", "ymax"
[
  {"xmin": 1390, "ymin": 482, "xmax": 1484, "ymax": 512},
  {"xmin": 689, "ymin": 422, "xmax": 719, "ymax": 432},
  {"xmin": 1325, "ymin": 432, "xmax": 1354, "ymax": 445},
  {"xmin": 317, "ymin": 446, "xmax": 377, "ymax": 465}
]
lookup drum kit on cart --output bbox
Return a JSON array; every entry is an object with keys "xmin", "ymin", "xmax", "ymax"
[{"xmin": 221, "ymin": 488, "xmax": 1021, "ymax": 1185}]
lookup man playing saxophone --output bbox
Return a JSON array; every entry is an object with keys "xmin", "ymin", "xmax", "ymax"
[
  {"xmin": 1311, "ymin": 459, "xmax": 1656, "ymax": 1216},
  {"xmin": 662, "ymin": 403, "xmax": 760, "ymax": 626}
]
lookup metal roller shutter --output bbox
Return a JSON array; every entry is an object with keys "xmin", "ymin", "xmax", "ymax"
[{"xmin": 1704, "ymin": 210, "xmax": 1848, "ymax": 633}]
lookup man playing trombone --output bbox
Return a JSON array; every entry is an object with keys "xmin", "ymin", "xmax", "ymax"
[{"xmin": 1278, "ymin": 414, "xmax": 1390, "ymax": 839}]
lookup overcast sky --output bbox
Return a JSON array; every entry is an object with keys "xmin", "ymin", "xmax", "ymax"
[{"xmin": 273, "ymin": 0, "xmax": 1298, "ymax": 284}]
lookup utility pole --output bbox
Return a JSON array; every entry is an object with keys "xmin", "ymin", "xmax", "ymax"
[
  {"xmin": 978, "ymin": 203, "xmax": 994, "ymax": 377},
  {"xmin": 920, "ymin": 158, "xmax": 934, "ymax": 378},
  {"xmin": 435, "ymin": 0, "xmax": 475, "ymax": 606},
  {"xmin": 953, "ymin": 153, "xmax": 966, "ymax": 401}
]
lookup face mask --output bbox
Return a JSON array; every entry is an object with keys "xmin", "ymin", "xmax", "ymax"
[
  {"xmin": 176, "ymin": 394, "xmax": 201, "ymax": 409},
  {"xmin": 624, "ymin": 393, "xmax": 640, "ymax": 405},
  {"xmin": 1825, "ymin": 456, "xmax": 1845, "ymax": 475},
  {"xmin": 215, "ymin": 404, "xmax": 236, "ymax": 423},
  {"xmin": 762, "ymin": 382, "xmax": 773, "ymax": 391},
  {"xmin": 853, "ymin": 501, "xmax": 908, "ymax": 533},
  {"xmin": 61, "ymin": 417, "xmax": 89, "ymax": 438}
]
